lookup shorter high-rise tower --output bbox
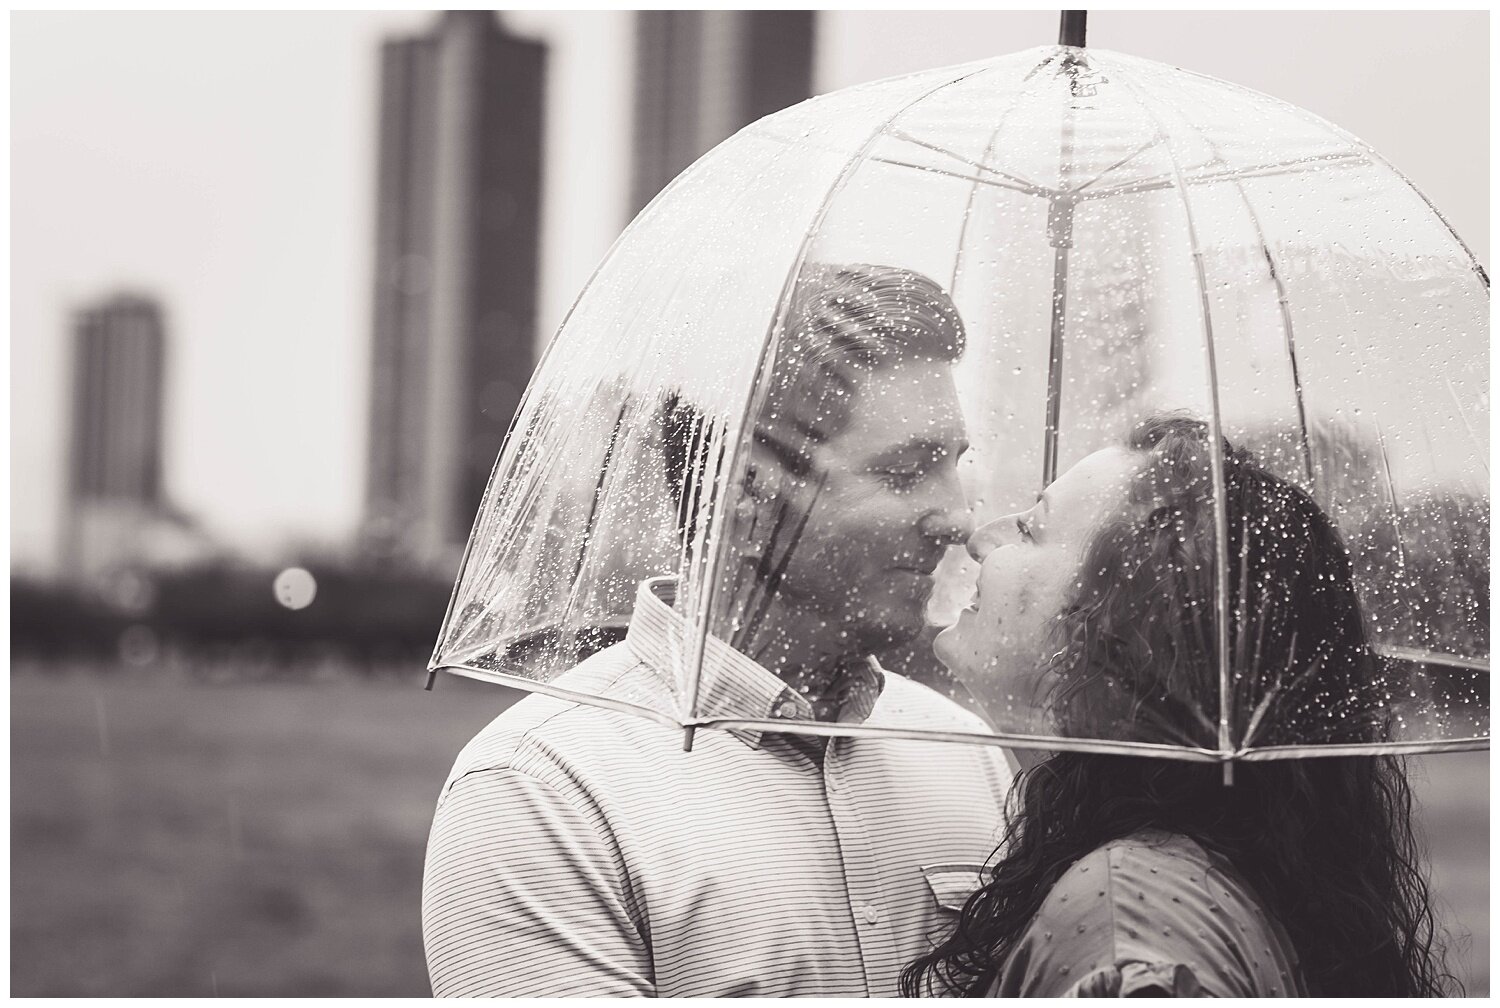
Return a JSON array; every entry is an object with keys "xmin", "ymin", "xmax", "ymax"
[
  {"xmin": 68, "ymin": 293, "xmax": 166, "ymax": 509},
  {"xmin": 62, "ymin": 292, "xmax": 194, "ymax": 593}
]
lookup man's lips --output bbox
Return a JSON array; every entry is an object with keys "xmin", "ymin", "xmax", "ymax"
[{"xmin": 893, "ymin": 554, "xmax": 946, "ymax": 577}]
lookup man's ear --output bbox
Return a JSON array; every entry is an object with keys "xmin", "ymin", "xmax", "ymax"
[
  {"xmin": 732, "ymin": 463, "xmax": 772, "ymax": 529},
  {"xmin": 742, "ymin": 461, "xmax": 778, "ymax": 503},
  {"xmin": 731, "ymin": 447, "xmax": 793, "ymax": 532}
]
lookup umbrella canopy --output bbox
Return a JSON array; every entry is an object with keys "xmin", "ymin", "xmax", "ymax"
[{"xmin": 432, "ymin": 44, "xmax": 1487, "ymax": 763}]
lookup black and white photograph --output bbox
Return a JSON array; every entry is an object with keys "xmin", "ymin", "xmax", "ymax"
[{"xmin": 11, "ymin": 9, "xmax": 1489, "ymax": 998}]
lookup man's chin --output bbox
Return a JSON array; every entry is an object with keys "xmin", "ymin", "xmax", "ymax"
[{"xmin": 848, "ymin": 605, "xmax": 926, "ymax": 656}]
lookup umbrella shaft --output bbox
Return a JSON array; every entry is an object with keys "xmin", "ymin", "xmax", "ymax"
[
  {"xmin": 1043, "ymin": 243, "xmax": 1070, "ymax": 487},
  {"xmin": 1043, "ymin": 196, "xmax": 1076, "ymax": 487},
  {"xmin": 1059, "ymin": 10, "xmax": 1087, "ymax": 47}
]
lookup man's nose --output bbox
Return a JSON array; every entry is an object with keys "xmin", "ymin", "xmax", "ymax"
[
  {"xmin": 919, "ymin": 465, "xmax": 974, "ymax": 546},
  {"xmin": 918, "ymin": 473, "xmax": 973, "ymax": 546},
  {"xmin": 920, "ymin": 502, "xmax": 973, "ymax": 547},
  {"xmin": 966, "ymin": 514, "xmax": 1014, "ymax": 563}
]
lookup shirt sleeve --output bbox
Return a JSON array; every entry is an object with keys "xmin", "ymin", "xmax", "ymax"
[
  {"xmin": 991, "ymin": 838, "xmax": 1299, "ymax": 998},
  {"xmin": 421, "ymin": 767, "xmax": 653, "ymax": 997}
]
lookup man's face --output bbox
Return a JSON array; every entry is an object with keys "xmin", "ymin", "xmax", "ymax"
[{"xmin": 749, "ymin": 358, "xmax": 973, "ymax": 654}]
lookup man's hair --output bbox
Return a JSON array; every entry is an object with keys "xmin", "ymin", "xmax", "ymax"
[{"xmin": 659, "ymin": 262, "xmax": 965, "ymax": 538}]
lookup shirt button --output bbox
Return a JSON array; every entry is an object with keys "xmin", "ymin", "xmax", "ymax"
[
  {"xmin": 772, "ymin": 699, "xmax": 798, "ymax": 719},
  {"xmin": 860, "ymin": 903, "xmax": 881, "ymax": 924}
]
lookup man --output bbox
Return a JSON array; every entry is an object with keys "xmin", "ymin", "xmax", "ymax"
[{"xmin": 422, "ymin": 264, "xmax": 1012, "ymax": 996}]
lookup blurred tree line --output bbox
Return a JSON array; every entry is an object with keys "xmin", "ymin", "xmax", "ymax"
[
  {"xmin": 12, "ymin": 556, "xmax": 452, "ymax": 675},
  {"xmin": 13, "ymin": 482, "xmax": 1484, "ymax": 687}
]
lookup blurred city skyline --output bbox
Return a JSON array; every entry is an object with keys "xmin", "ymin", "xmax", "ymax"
[{"xmin": 11, "ymin": 11, "xmax": 1488, "ymax": 575}]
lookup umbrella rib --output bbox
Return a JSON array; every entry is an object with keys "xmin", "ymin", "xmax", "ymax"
[
  {"xmin": 1442, "ymin": 375, "xmax": 1488, "ymax": 477},
  {"xmin": 1376, "ymin": 644, "xmax": 1488, "ymax": 673},
  {"xmin": 557, "ymin": 401, "xmax": 630, "ymax": 641},
  {"xmin": 1303, "ymin": 224, "xmax": 1421, "ymax": 660},
  {"xmin": 686, "ymin": 410, "xmax": 732, "ymax": 628},
  {"xmin": 1370, "ymin": 415, "xmax": 1414, "ymax": 593},
  {"xmin": 1306, "ymin": 176, "xmax": 1483, "ymax": 704},
  {"xmin": 951, "ymin": 48, "xmax": 1073, "ymax": 316},
  {"xmin": 1102, "ymin": 53, "xmax": 1236, "ymax": 764},
  {"xmin": 434, "ymin": 661, "xmax": 1487, "ymax": 758},
  {"xmin": 751, "ymin": 122, "xmax": 1047, "ymax": 195},
  {"xmin": 481, "ymin": 381, "xmax": 610, "ymax": 631},
  {"xmin": 1174, "ymin": 63, "xmax": 1491, "ymax": 290},
  {"xmin": 1162, "ymin": 116, "xmax": 1319, "ymax": 492},
  {"xmin": 1067, "ymin": 135, "xmax": 1161, "ymax": 195},
  {"xmin": 1188, "ymin": 151, "xmax": 1365, "ymax": 188},
  {"xmin": 1235, "ymin": 737, "xmax": 1489, "ymax": 760},
  {"xmin": 744, "ymin": 474, "xmax": 827, "ymax": 668},
  {"xmin": 434, "ymin": 239, "xmax": 598, "ymax": 670},
  {"xmin": 437, "ymin": 126, "xmax": 736, "ymax": 672},
  {"xmin": 450, "ymin": 406, "xmax": 578, "ymax": 652},
  {"xmin": 1078, "ymin": 151, "xmax": 1365, "ymax": 202},
  {"xmin": 885, "ymin": 127, "xmax": 1049, "ymax": 193},
  {"xmin": 863, "ymin": 155, "xmax": 1052, "ymax": 198},
  {"xmin": 434, "ymin": 390, "xmax": 563, "ymax": 668},
  {"xmin": 687, "ymin": 60, "xmax": 1004, "ymax": 727}
]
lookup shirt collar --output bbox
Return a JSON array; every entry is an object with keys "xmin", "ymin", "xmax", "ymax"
[{"xmin": 624, "ymin": 576, "xmax": 885, "ymax": 748}]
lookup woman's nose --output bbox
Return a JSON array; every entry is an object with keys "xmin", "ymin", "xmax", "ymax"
[{"xmin": 966, "ymin": 514, "xmax": 1016, "ymax": 563}]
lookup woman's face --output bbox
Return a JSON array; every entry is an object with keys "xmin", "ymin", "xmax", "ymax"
[{"xmin": 934, "ymin": 446, "xmax": 1140, "ymax": 731}]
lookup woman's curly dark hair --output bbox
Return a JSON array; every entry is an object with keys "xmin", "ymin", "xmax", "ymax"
[{"xmin": 902, "ymin": 414, "xmax": 1455, "ymax": 997}]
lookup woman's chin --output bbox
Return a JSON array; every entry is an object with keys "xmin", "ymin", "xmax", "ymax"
[{"xmin": 931, "ymin": 616, "xmax": 966, "ymax": 672}]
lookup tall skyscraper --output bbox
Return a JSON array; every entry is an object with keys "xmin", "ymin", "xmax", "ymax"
[
  {"xmin": 365, "ymin": 11, "xmax": 545, "ymax": 566},
  {"xmin": 630, "ymin": 11, "xmax": 816, "ymax": 214}
]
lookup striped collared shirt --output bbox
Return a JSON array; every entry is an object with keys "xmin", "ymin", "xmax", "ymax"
[{"xmin": 423, "ymin": 578, "xmax": 1013, "ymax": 997}]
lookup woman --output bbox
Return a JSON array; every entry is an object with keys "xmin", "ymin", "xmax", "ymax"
[{"xmin": 903, "ymin": 415, "xmax": 1454, "ymax": 997}]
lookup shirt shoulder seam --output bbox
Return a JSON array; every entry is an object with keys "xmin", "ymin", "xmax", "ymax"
[{"xmin": 446, "ymin": 652, "xmax": 652, "ymax": 783}]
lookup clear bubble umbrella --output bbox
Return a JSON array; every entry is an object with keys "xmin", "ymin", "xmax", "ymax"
[{"xmin": 429, "ymin": 27, "xmax": 1487, "ymax": 767}]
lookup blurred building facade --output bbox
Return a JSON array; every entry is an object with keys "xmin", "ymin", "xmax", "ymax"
[
  {"xmin": 68, "ymin": 294, "xmax": 166, "ymax": 512},
  {"xmin": 64, "ymin": 293, "xmax": 165, "ymax": 598},
  {"xmin": 630, "ymin": 11, "xmax": 816, "ymax": 214},
  {"xmin": 364, "ymin": 11, "xmax": 545, "ymax": 568},
  {"xmin": 63, "ymin": 293, "xmax": 213, "ymax": 599}
]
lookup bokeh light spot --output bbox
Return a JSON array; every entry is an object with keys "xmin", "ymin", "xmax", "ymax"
[{"xmin": 274, "ymin": 567, "xmax": 317, "ymax": 610}]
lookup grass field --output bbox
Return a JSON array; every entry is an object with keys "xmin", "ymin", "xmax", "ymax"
[{"xmin": 10, "ymin": 670, "xmax": 1490, "ymax": 996}]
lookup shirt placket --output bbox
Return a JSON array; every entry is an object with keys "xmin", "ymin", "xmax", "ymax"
[{"xmin": 823, "ymin": 736, "xmax": 899, "ymax": 997}]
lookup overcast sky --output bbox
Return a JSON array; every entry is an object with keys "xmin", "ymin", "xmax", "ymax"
[{"xmin": 11, "ymin": 11, "xmax": 1487, "ymax": 574}]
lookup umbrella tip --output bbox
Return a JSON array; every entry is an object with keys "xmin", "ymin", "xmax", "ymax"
[{"xmin": 1059, "ymin": 10, "xmax": 1087, "ymax": 48}]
